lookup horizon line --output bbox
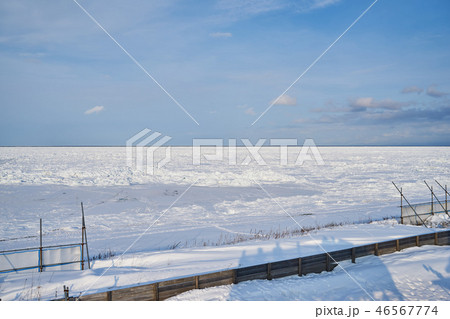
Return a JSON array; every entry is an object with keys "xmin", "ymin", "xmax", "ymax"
[{"xmin": 1, "ymin": 144, "xmax": 450, "ymax": 148}]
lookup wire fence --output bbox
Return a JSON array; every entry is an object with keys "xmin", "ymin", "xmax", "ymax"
[
  {"xmin": 0, "ymin": 243, "xmax": 86, "ymax": 273},
  {"xmin": 401, "ymin": 200, "xmax": 448, "ymax": 225}
]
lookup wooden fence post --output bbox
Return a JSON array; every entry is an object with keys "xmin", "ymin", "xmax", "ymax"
[
  {"xmin": 195, "ymin": 276, "xmax": 199, "ymax": 289},
  {"xmin": 416, "ymin": 236, "xmax": 420, "ymax": 246},
  {"xmin": 267, "ymin": 263, "xmax": 272, "ymax": 280},
  {"xmin": 326, "ymin": 254, "xmax": 331, "ymax": 271},
  {"xmin": 351, "ymin": 248, "xmax": 356, "ymax": 263},
  {"xmin": 374, "ymin": 243, "xmax": 379, "ymax": 256},
  {"xmin": 107, "ymin": 291, "xmax": 112, "ymax": 301},
  {"xmin": 153, "ymin": 283, "xmax": 159, "ymax": 301},
  {"xmin": 396, "ymin": 239, "xmax": 400, "ymax": 251},
  {"xmin": 298, "ymin": 258, "xmax": 302, "ymax": 276}
]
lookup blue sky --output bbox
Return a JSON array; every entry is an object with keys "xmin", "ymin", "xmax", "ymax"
[{"xmin": 0, "ymin": 0, "xmax": 449, "ymax": 146}]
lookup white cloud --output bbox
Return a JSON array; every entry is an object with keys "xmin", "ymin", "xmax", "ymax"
[
  {"xmin": 210, "ymin": 32, "xmax": 232, "ymax": 38},
  {"xmin": 350, "ymin": 97, "xmax": 409, "ymax": 111},
  {"xmin": 401, "ymin": 86, "xmax": 423, "ymax": 94},
  {"xmin": 217, "ymin": 0, "xmax": 286, "ymax": 17},
  {"xmin": 272, "ymin": 94, "xmax": 297, "ymax": 106},
  {"xmin": 308, "ymin": 0, "xmax": 341, "ymax": 10},
  {"xmin": 217, "ymin": 0, "xmax": 341, "ymax": 18},
  {"xmin": 295, "ymin": 0, "xmax": 342, "ymax": 12},
  {"xmin": 84, "ymin": 105, "xmax": 105, "ymax": 115},
  {"xmin": 245, "ymin": 107, "xmax": 256, "ymax": 115},
  {"xmin": 426, "ymin": 85, "xmax": 448, "ymax": 98}
]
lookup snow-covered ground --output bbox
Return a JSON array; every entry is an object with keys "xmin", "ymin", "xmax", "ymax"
[
  {"xmin": 169, "ymin": 245, "xmax": 450, "ymax": 301},
  {"xmin": 0, "ymin": 146, "xmax": 449, "ymax": 300},
  {"xmin": 0, "ymin": 222, "xmax": 445, "ymax": 301}
]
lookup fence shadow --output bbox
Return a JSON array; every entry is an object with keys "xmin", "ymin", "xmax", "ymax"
[{"xmin": 227, "ymin": 236, "xmax": 406, "ymax": 301}]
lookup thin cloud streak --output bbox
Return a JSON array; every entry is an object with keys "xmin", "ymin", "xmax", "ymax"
[
  {"xmin": 426, "ymin": 85, "xmax": 448, "ymax": 98},
  {"xmin": 85, "ymin": 105, "xmax": 104, "ymax": 115}
]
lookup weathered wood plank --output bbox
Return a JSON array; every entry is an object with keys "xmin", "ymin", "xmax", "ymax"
[
  {"xmin": 302, "ymin": 253, "xmax": 327, "ymax": 264},
  {"xmin": 329, "ymin": 249, "xmax": 352, "ymax": 262},
  {"xmin": 399, "ymin": 237, "xmax": 417, "ymax": 250},
  {"xmin": 236, "ymin": 264, "xmax": 267, "ymax": 277},
  {"xmin": 418, "ymin": 233, "xmax": 436, "ymax": 246},
  {"xmin": 112, "ymin": 284, "xmax": 155, "ymax": 301},
  {"xmin": 158, "ymin": 280, "xmax": 195, "ymax": 293},
  {"xmin": 235, "ymin": 272, "xmax": 268, "ymax": 283},
  {"xmin": 378, "ymin": 240, "xmax": 396, "ymax": 249},
  {"xmin": 198, "ymin": 270, "xmax": 234, "ymax": 281},
  {"xmin": 159, "ymin": 286, "xmax": 195, "ymax": 301},
  {"xmin": 378, "ymin": 246, "xmax": 397, "ymax": 255},
  {"xmin": 355, "ymin": 244, "xmax": 375, "ymax": 258},
  {"xmin": 271, "ymin": 266, "xmax": 298, "ymax": 278},
  {"xmin": 271, "ymin": 258, "xmax": 298, "ymax": 270},
  {"xmin": 78, "ymin": 292, "xmax": 108, "ymax": 301},
  {"xmin": 158, "ymin": 276, "xmax": 195, "ymax": 288},
  {"xmin": 377, "ymin": 240, "xmax": 397, "ymax": 255},
  {"xmin": 198, "ymin": 270, "xmax": 234, "ymax": 287},
  {"xmin": 302, "ymin": 263, "xmax": 327, "ymax": 274},
  {"xmin": 437, "ymin": 231, "xmax": 450, "ymax": 245},
  {"xmin": 199, "ymin": 277, "xmax": 234, "ymax": 289}
]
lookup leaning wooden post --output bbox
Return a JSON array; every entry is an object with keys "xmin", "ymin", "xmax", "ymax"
[{"xmin": 39, "ymin": 218, "xmax": 43, "ymax": 272}]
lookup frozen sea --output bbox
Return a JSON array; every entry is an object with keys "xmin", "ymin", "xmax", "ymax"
[{"xmin": 0, "ymin": 146, "xmax": 449, "ymax": 256}]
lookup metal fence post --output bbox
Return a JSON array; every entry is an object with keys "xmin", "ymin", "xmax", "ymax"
[{"xmin": 39, "ymin": 219, "xmax": 43, "ymax": 272}]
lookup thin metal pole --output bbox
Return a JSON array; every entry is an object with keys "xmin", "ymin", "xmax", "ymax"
[
  {"xmin": 81, "ymin": 203, "xmax": 84, "ymax": 270},
  {"xmin": 431, "ymin": 185, "xmax": 434, "ymax": 215},
  {"xmin": 424, "ymin": 180, "xmax": 446, "ymax": 215},
  {"xmin": 435, "ymin": 180, "xmax": 449, "ymax": 195},
  {"xmin": 435, "ymin": 180, "xmax": 449, "ymax": 216},
  {"xmin": 400, "ymin": 187, "xmax": 403, "ymax": 224},
  {"xmin": 81, "ymin": 202, "xmax": 90, "ymax": 269},
  {"xmin": 39, "ymin": 218, "xmax": 43, "ymax": 272}
]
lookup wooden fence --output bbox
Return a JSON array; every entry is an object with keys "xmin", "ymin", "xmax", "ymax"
[{"xmin": 75, "ymin": 230, "xmax": 450, "ymax": 301}]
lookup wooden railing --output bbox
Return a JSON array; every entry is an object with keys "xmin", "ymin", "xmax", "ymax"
[{"xmin": 74, "ymin": 230, "xmax": 450, "ymax": 301}]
